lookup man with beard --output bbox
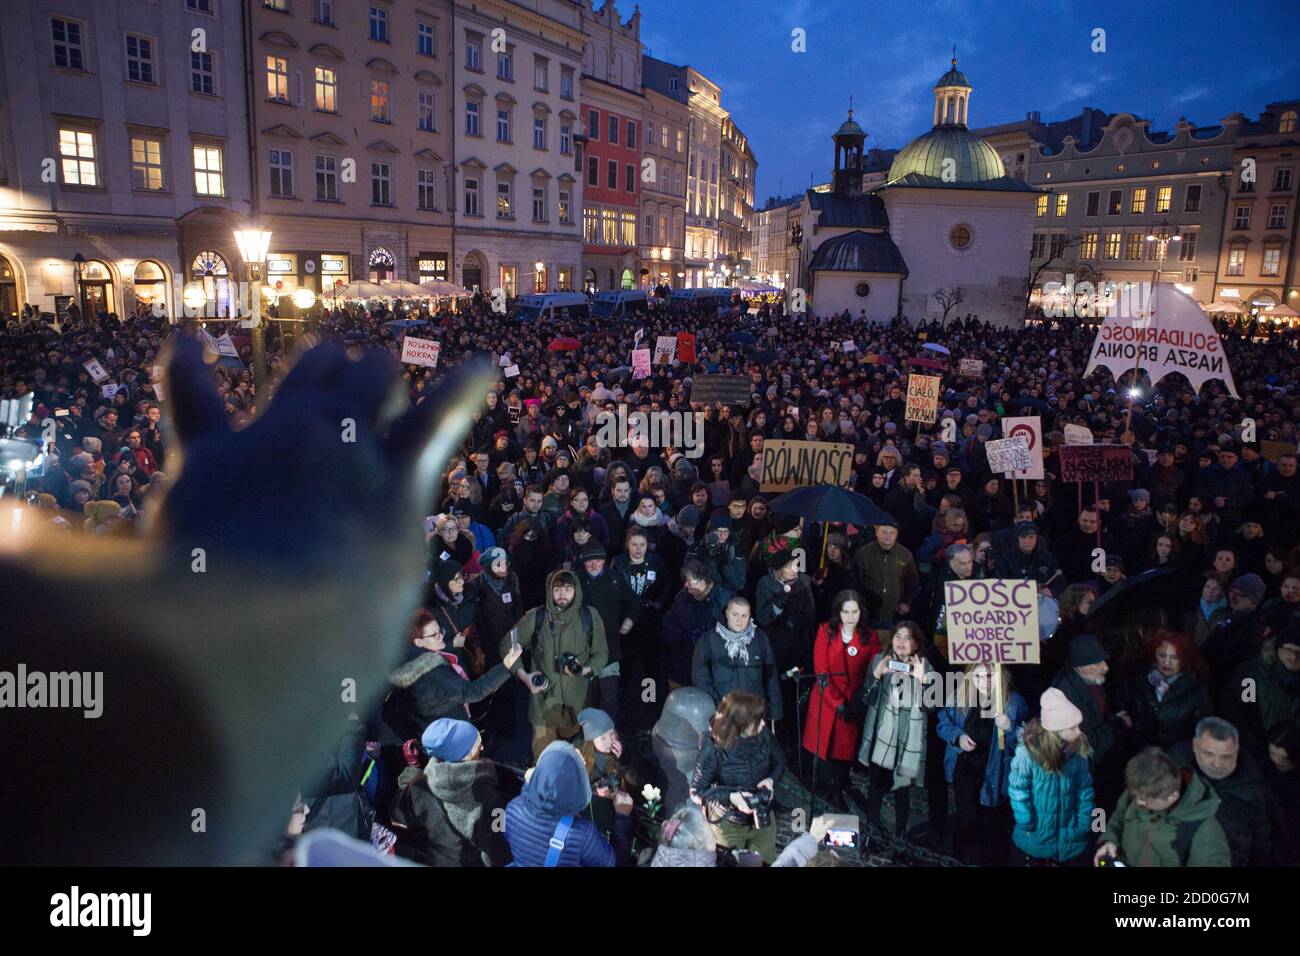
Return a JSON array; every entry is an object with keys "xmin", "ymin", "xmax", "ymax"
[
  {"xmin": 1052, "ymin": 506, "xmax": 1117, "ymax": 587},
  {"xmin": 1052, "ymin": 634, "xmax": 1132, "ymax": 809}
]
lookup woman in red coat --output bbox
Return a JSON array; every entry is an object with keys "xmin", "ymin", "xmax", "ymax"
[{"xmin": 802, "ymin": 589, "xmax": 879, "ymax": 810}]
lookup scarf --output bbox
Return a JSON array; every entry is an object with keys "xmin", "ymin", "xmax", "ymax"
[
  {"xmin": 716, "ymin": 619, "xmax": 757, "ymax": 663},
  {"xmin": 868, "ymin": 662, "xmax": 928, "ymax": 786},
  {"xmin": 1199, "ymin": 596, "xmax": 1226, "ymax": 621},
  {"xmin": 632, "ymin": 509, "xmax": 667, "ymax": 528},
  {"xmin": 484, "ymin": 569, "xmax": 508, "ymax": 595},
  {"xmin": 440, "ymin": 651, "xmax": 471, "ymax": 717},
  {"xmin": 1148, "ymin": 667, "xmax": 1178, "ymax": 702}
]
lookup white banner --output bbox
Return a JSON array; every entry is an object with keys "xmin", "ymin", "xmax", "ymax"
[
  {"xmin": 1064, "ymin": 423, "xmax": 1094, "ymax": 446},
  {"xmin": 401, "ymin": 335, "xmax": 441, "ymax": 368},
  {"xmin": 986, "ymin": 435, "xmax": 1032, "ymax": 475},
  {"xmin": 654, "ymin": 335, "xmax": 677, "ymax": 365},
  {"xmin": 1086, "ymin": 282, "xmax": 1239, "ymax": 397},
  {"xmin": 1001, "ymin": 415, "xmax": 1044, "ymax": 480}
]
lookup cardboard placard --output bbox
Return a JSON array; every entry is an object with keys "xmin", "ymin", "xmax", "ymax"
[
  {"xmin": 676, "ymin": 332, "xmax": 697, "ymax": 365},
  {"xmin": 1064, "ymin": 423, "xmax": 1094, "ymax": 446},
  {"xmin": 945, "ymin": 579, "xmax": 1040, "ymax": 665},
  {"xmin": 1261, "ymin": 440, "xmax": 1297, "ymax": 463},
  {"xmin": 84, "ymin": 359, "xmax": 110, "ymax": 384},
  {"xmin": 1002, "ymin": 415, "xmax": 1045, "ymax": 480},
  {"xmin": 905, "ymin": 374, "xmax": 941, "ymax": 425},
  {"xmin": 101, "ymin": 383, "xmax": 120, "ymax": 400},
  {"xmin": 654, "ymin": 335, "xmax": 677, "ymax": 365},
  {"xmin": 691, "ymin": 375, "xmax": 752, "ymax": 407},
  {"xmin": 842, "ymin": 340, "xmax": 857, "ymax": 352},
  {"xmin": 959, "ymin": 358, "xmax": 984, "ymax": 377},
  {"xmin": 503, "ymin": 364, "xmax": 520, "ymax": 378},
  {"xmin": 632, "ymin": 348, "xmax": 651, "ymax": 380},
  {"xmin": 400, "ymin": 336, "xmax": 441, "ymax": 368},
  {"xmin": 760, "ymin": 439, "xmax": 854, "ymax": 493},
  {"xmin": 1058, "ymin": 444, "xmax": 1134, "ymax": 483},
  {"xmin": 985, "ymin": 436, "xmax": 1032, "ymax": 475}
]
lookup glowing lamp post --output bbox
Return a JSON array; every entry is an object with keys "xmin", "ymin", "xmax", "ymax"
[{"xmin": 232, "ymin": 228, "xmax": 273, "ymax": 410}]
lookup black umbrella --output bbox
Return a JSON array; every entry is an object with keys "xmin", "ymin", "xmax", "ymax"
[
  {"xmin": 769, "ymin": 484, "xmax": 892, "ymax": 527},
  {"xmin": 1008, "ymin": 395, "xmax": 1052, "ymax": 414},
  {"xmin": 725, "ymin": 330, "xmax": 756, "ymax": 345},
  {"xmin": 1085, "ymin": 568, "xmax": 1191, "ymax": 629}
]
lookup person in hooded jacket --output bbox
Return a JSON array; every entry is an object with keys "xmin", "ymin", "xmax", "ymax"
[
  {"xmin": 693, "ymin": 596, "xmax": 782, "ymax": 722},
  {"xmin": 383, "ymin": 610, "xmax": 523, "ymax": 741},
  {"xmin": 426, "ymin": 559, "xmax": 484, "ymax": 675},
  {"xmin": 502, "ymin": 569, "xmax": 609, "ymax": 760},
  {"xmin": 504, "ymin": 740, "xmax": 633, "ymax": 866},
  {"xmin": 576, "ymin": 542, "xmax": 637, "ymax": 726},
  {"xmin": 1095, "ymin": 747, "xmax": 1231, "ymax": 867},
  {"xmin": 389, "ymin": 719, "xmax": 513, "ymax": 866}
]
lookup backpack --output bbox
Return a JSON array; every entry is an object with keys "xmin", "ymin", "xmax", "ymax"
[
  {"xmin": 533, "ymin": 605, "xmax": 594, "ymax": 649},
  {"xmin": 1170, "ymin": 817, "xmax": 1207, "ymax": 867}
]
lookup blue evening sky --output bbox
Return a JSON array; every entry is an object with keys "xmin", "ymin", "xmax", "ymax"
[{"xmin": 631, "ymin": 0, "xmax": 1300, "ymax": 206}]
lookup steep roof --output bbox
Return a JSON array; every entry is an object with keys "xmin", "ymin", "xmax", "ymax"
[
  {"xmin": 808, "ymin": 230, "xmax": 908, "ymax": 275},
  {"xmin": 806, "ymin": 189, "xmax": 890, "ymax": 228}
]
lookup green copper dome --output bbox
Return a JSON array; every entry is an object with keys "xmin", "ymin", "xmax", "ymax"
[
  {"xmin": 834, "ymin": 115, "xmax": 866, "ymax": 139},
  {"xmin": 934, "ymin": 66, "xmax": 969, "ymax": 89},
  {"xmin": 887, "ymin": 125, "xmax": 1006, "ymax": 183}
]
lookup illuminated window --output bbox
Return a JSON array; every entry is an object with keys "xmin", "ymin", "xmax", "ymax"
[
  {"xmin": 1079, "ymin": 231, "xmax": 1098, "ymax": 259},
  {"xmin": 130, "ymin": 137, "xmax": 163, "ymax": 191},
  {"xmin": 371, "ymin": 80, "xmax": 390, "ymax": 122},
  {"xmin": 58, "ymin": 129, "xmax": 98, "ymax": 185},
  {"xmin": 1130, "ymin": 188, "xmax": 1146, "ymax": 214},
  {"xmin": 1262, "ymin": 245, "xmax": 1281, "ymax": 276},
  {"xmin": 1035, "ymin": 194, "xmax": 1048, "ymax": 218},
  {"xmin": 1227, "ymin": 244, "xmax": 1246, "ymax": 276},
  {"xmin": 1155, "ymin": 186, "xmax": 1172, "ymax": 213},
  {"xmin": 496, "ymin": 180, "xmax": 512, "ymax": 218},
  {"xmin": 315, "ymin": 67, "xmax": 337, "ymax": 112},
  {"xmin": 1125, "ymin": 233, "xmax": 1143, "ymax": 260},
  {"xmin": 1054, "ymin": 193, "xmax": 1068, "ymax": 217},
  {"xmin": 193, "ymin": 144, "xmax": 224, "ymax": 195},
  {"xmin": 267, "ymin": 55, "xmax": 289, "ymax": 101},
  {"xmin": 1103, "ymin": 233, "xmax": 1121, "ymax": 259}
]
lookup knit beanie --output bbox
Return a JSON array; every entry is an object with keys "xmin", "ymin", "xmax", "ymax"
[{"xmin": 1039, "ymin": 688, "xmax": 1084, "ymax": 733}]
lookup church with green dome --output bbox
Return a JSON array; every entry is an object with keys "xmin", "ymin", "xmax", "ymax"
[{"xmin": 792, "ymin": 57, "xmax": 1041, "ymax": 326}]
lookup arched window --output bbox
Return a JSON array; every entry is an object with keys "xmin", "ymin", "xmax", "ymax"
[
  {"xmin": 191, "ymin": 250, "xmax": 234, "ymax": 318},
  {"xmin": 79, "ymin": 259, "xmax": 115, "ymax": 317},
  {"xmin": 132, "ymin": 260, "xmax": 167, "ymax": 310},
  {"xmin": 0, "ymin": 253, "xmax": 18, "ymax": 319}
]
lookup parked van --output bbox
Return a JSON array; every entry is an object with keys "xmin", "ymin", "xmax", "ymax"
[
  {"xmin": 591, "ymin": 289, "xmax": 650, "ymax": 320},
  {"xmin": 669, "ymin": 287, "xmax": 734, "ymax": 313},
  {"xmin": 514, "ymin": 292, "xmax": 590, "ymax": 323}
]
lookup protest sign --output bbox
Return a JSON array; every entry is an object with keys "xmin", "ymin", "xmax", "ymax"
[
  {"xmin": 1002, "ymin": 416, "xmax": 1044, "ymax": 480},
  {"xmin": 959, "ymin": 358, "xmax": 984, "ymax": 377},
  {"xmin": 632, "ymin": 348, "xmax": 651, "ymax": 380},
  {"xmin": 760, "ymin": 440, "xmax": 854, "ymax": 493},
  {"xmin": 1058, "ymin": 444, "xmax": 1134, "ymax": 483},
  {"xmin": 83, "ymin": 359, "xmax": 110, "ymax": 384},
  {"xmin": 400, "ymin": 336, "xmax": 441, "ymax": 368},
  {"xmin": 216, "ymin": 333, "xmax": 240, "ymax": 358},
  {"xmin": 1064, "ymin": 423, "xmax": 1094, "ymax": 446},
  {"xmin": 654, "ymin": 335, "xmax": 677, "ymax": 366},
  {"xmin": 842, "ymin": 340, "xmax": 857, "ymax": 352},
  {"xmin": 1261, "ymin": 440, "xmax": 1296, "ymax": 463},
  {"xmin": 503, "ymin": 364, "xmax": 520, "ymax": 378},
  {"xmin": 101, "ymin": 384, "xmax": 120, "ymax": 400},
  {"xmin": 905, "ymin": 374, "xmax": 941, "ymax": 424},
  {"xmin": 676, "ymin": 332, "xmax": 697, "ymax": 365},
  {"xmin": 985, "ymin": 436, "xmax": 1032, "ymax": 475},
  {"xmin": 945, "ymin": 579, "xmax": 1040, "ymax": 665},
  {"xmin": 691, "ymin": 375, "xmax": 752, "ymax": 407},
  {"xmin": 1085, "ymin": 282, "xmax": 1238, "ymax": 397}
]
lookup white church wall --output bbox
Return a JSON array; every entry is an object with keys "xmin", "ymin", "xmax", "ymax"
[
  {"xmin": 812, "ymin": 272, "xmax": 901, "ymax": 322},
  {"xmin": 883, "ymin": 190, "xmax": 1036, "ymax": 327}
]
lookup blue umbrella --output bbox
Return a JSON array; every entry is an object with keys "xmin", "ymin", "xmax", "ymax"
[
  {"xmin": 769, "ymin": 484, "xmax": 892, "ymax": 527},
  {"xmin": 382, "ymin": 319, "xmax": 428, "ymax": 331},
  {"xmin": 724, "ymin": 330, "xmax": 756, "ymax": 345}
]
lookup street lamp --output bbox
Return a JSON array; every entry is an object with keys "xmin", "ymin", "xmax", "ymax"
[
  {"xmin": 232, "ymin": 227, "xmax": 273, "ymax": 411},
  {"xmin": 71, "ymin": 253, "xmax": 86, "ymax": 318}
]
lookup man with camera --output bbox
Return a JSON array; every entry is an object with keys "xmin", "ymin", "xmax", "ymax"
[{"xmin": 501, "ymin": 569, "xmax": 609, "ymax": 762}]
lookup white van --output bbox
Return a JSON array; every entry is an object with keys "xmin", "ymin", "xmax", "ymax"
[
  {"xmin": 514, "ymin": 292, "xmax": 590, "ymax": 323},
  {"xmin": 591, "ymin": 289, "xmax": 650, "ymax": 320},
  {"xmin": 669, "ymin": 287, "xmax": 733, "ymax": 313}
]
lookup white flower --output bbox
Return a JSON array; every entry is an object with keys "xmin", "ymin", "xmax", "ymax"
[{"xmin": 642, "ymin": 784, "xmax": 662, "ymax": 803}]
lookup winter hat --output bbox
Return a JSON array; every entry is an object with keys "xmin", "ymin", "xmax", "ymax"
[
  {"xmin": 1067, "ymin": 633, "xmax": 1109, "ymax": 667},
  {"xmin": 1129, "ymin": 488, "xmax": 1150, "ymax": 504},
  {"xmin": 976, "ymin": 423, "xmax": 994, "ymax": 441},
  {"xmin": 580, "ymin": 542, "xmax": 607, "ymax": 562},
  {"xmin": 1229, "ymin": 573, "xmax": 1265, "ymax": 605},
  {"xmin": 68, "ymin": 479, "xmax": 92, "ymax": 498},
  {"xmin": 481, "ymin": 546, "xmax": 507, "ymax": 568},
  {"xmin": 81, "ymin": 436, "xmax": 102, "ymax": 455},
  {"xmin": 676, "ymin": 505, "xmax": 701, "ymax": 529},
  {"xmin": 421, "ymin": 718, "xmax": 479, "ymax": 762},
  {"xmin": 767, "ymin": 548, "xmax": 799, "ymax": 571},
  {"xmin": 83, "ymin": 500, "xmax": 121, "ymax": 523},
  {"xmin": 711, "ymin": 514, "xmax": 734, "ymax": 531},
  {"xmin": 434, "ymin": 558, "xmax": 465, "ymax": 590},
  {"xmin": 68, "ymin": 452, "xmax": 93, "ymax": 475},
  {"xmin": 1015, "ymin": 520, "xmax": 1038, "ymax": 538},
  {"xmin": 1276, "ymin": 623, "xmax": 1300, "ymax": 652},
  {"xmin": 1039, "ymin": 688, "xmax": 1084, "ymax": 733},
  {"xmin": 578, "ymin": 707, "xmax": 614, "ymax": 742}
]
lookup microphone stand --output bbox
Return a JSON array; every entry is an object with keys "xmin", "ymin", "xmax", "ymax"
[{"xmin": 788, "ymin": 667, "xmax": 849, "ymax": 821}]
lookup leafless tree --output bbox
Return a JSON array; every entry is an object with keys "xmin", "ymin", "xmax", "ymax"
[{"xmin": 934, "ymin": 285, "xmax": 963, "ymax": 326}]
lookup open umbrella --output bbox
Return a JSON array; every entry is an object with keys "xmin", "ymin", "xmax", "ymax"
[
  {"xmin": 1007, "ymin": 395, "xmax": 1052, "ymax": 413},
  {"xmin": 906, "ymin": 356, "xmax": 945, "ymax": 371},
  {"xmin": 327, "ymin": 281, "xmax": 387, "ymax": 301},
  {"xmin": 382, "ymin": 319, "xmax": 428, "ymax": 331},
  {"xmin": 548, "ymin": 336, "xmax": 581, "ymax": 351},
  {"xmin": 1086, "ymin": 568, "xmax": 1190, "ymax": 629},
  {"xmin": 378, "ymin": 280, "xmax": 431, "ymax": 298},
  {"xmin": 921, "ymin": 343, "xmax": 951, "ymax": 355},
  {"xmin": 725, "ymin": 330, "xmax": 757, "ymax": 345},
  {"xmin": 420, "ymin": 279, "xmax": 472, "ymax": 297},
  {"xmin": 769, "ymin": 485, "xmax": 892, "ymax": 527},
  {"xmin": 1203, "ymin": 301, "xmax": 1244, "ymax": 315}
]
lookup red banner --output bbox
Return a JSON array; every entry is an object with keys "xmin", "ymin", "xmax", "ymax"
[{"xmin": 677, "ymin": 332, "xmax": 697, "ymax": 365}]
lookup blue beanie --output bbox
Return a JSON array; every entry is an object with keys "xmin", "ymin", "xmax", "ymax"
[
  {"xmin": 481, "ymin": 546, "xmax": 507, "ymax": 568},
  {"xmin": 421, "ymin": 718, "xmax": 479, "ymax": 762}
]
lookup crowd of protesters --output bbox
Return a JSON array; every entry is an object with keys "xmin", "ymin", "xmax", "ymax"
[{"xmin": 2, "ymin": 286, "xmax": 1299, "ymax": 868}]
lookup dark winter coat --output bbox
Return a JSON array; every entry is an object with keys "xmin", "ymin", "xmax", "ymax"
[
  {"xmin": 383, "ymin": 651, "xmax": 513, "ymax": 741},
  {"xmin": 692, "ymin": 623, "xmax": 782, "ymax": 720},
  {"xmin": 691, "ymin": 730, "xmax": 786, "ymax": 826},
  {"xmin": 470, "ymin": 571, "xmax": 523, "ymax": 668},
  {"xmin": 301, "ymin": 720, "xmax": 370, "ymax": 841},
  {"xmin": 1101, "ymin": 770, "xmax": 1231, "ymax": 867},
  {"xmin": 1051, "ymin": 666, "xmax": 1124, "ymax": 772},
  {"xmin": 661, "ymin": 580, "xmax": 731, "ymax": 686},
  {"xmin": 390, "ymin": 758, "xmax": 513, "ymax": 866},
  {"xmin": 1167, "ymin": 739, "xmax": 1276, "ymax": 867},
  {"xmin": 577, "ymin": 565, "xmax": 638, "ymax": 664},
  {"xmin": 1120, "ymin": 670, "xmax": 1212, "ymax": 750}
]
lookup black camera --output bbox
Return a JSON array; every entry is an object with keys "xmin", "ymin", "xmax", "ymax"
[
  {"xmin": 744, "ymin": 788, "xmax": 773, "ymax": 828},
  {"xmin": 593, "ymin": 772, "xmax": 623, "ymax": 794},
  {"xmin": 554, "ymin": 652, "xmax": 583, "ymax": 676},
  {"xmin": 529, "ymin": 673, "xmax": 549, "ymax": 689}
]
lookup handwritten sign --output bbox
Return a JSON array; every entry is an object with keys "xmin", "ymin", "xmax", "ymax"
[
  {"xmin": 691, "ymin": 375, "xmax": 752, "ymax": 407},
  {"xmin": 1064, "ymin": 423, "xmax": 1094, "ymax": 446},
  {"xmin": 945, "ymin": 579, "xmax": 1040, "ymax": 665},
  {"xmin": 986, "ymin": 436, "xmax": 1032, "ymax": 475},
  {"xmin": 632, "ymin": 348, "xmax": 651, "ymax": 380},
  {"xmin": 905, "ymin": 374, "xmax": 941, "ymax": 425},
  {"xmin": 959, "ymin": 358, "xmax": 984, "ymax": 377},
  {"xmin": 84, "ymin": 359, "xmax": 110, "ymax": 384},
  {"xmin": 101, "ymin": 383, "xmax": 120, "ymax": 400},
  {"xmin": 1261, "ymin": 440, "xmax": 1297, "ymax": 463},
  {"xmin": 760, "ymin": 440, "xmax": 854, "ymax": 493},
  {"xmin": 1002, "ymin": 416, "xmax": 1044, "ymax": 480},
  {"xmin": 1058, "ymin": 444, "xmax": 1134, "ymax": 483},
  {"xmin": 400, "ymin": 336, "xmax": 441, "ymax": 368},
  {"xmin": 503, "ymin": 364, "xmax": 520, "ymax": 378},
  {"xmin": 654, "ymin": 335, "xmax": 677, "ymax": 366},
  {"xmin": 842, "ymin": 340, "xmax": 857, "ymax": 352}
]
